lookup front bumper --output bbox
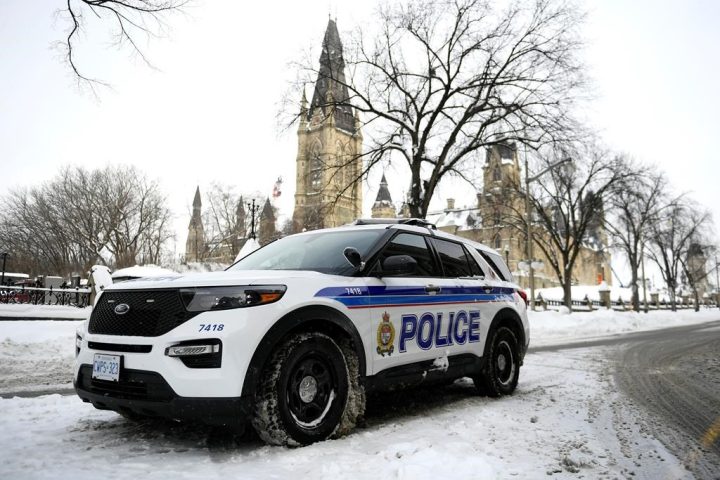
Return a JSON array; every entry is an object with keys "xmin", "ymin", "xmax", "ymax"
[{"xmin": 74, "ymin": 364, "xmax": 252, "ymax": 427}]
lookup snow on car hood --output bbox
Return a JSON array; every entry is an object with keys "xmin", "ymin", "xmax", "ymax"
[{"xmin": 103, "ymin": 270, "xmax": 328, "ymax": 290}]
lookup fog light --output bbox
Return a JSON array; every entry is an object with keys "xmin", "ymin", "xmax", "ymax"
[{"xmin": 166, "ymin": 344, "xmax": 219, "ymax": 357}]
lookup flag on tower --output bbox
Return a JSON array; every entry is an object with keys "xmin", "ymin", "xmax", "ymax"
[{"xmin": 272, "ymin": 177, "xmax": 283, "ymax": 198}]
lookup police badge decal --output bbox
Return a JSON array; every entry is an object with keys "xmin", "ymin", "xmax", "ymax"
[{"xmin": 376, "ymin": 311, "xmax": 395, "ymax": 356}]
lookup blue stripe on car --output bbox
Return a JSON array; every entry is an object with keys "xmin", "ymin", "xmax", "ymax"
[{"xmin": 314, "ymin": 286, "xmax": 516, "ymax": 309}]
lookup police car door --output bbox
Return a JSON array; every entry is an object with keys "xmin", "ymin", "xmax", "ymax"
[
  {"xmin": 428, "ymin": 238, "xmax": 487, "ymax": 360},
  {"xmin": 366, "ymin": 232, "xmax": 456, "ymax": 374}
]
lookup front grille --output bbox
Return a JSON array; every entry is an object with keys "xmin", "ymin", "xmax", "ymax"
[
  {"xmin": 88, "ymin": 341, "xmax": 152, "ymax": 353},
  {"xmin": 78, "ymin": 365, "xmax": 175, "ymax": 401},
  {"xmin": 89, "ymin": 290, "xmax": 198, "ymax": 337}
]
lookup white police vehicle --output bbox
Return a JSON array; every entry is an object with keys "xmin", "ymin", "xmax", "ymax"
[{"xmin": 74, "ymin": 219, "xmax": 529, "ymax": 446}]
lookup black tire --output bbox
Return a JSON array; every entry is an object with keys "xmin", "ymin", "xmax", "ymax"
[
  {"xmin": 474, "ymin": 326, "xmax": 520, "ymax": 397},
  {"xmin": 251, "ymin": 332, "xmax": 365, "ymax": 446}
]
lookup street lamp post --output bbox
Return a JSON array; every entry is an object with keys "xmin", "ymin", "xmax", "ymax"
[
  {"xmin": 0, "ymin": 252, "xmax": 7, "ymax": 286},
  {"xmin": 247, "ymin": 199, "xmax": 259, "ymax": 240},
  {"xmin": 523, "ymin": 148, "xmax": 571, "ymax": 311}
]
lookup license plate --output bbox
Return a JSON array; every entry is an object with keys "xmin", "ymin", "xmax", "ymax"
[{"xmin": 92, "ymin": 354, "xmax": 121, "ymax": 382}]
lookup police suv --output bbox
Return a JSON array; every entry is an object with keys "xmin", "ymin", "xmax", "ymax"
[{"xmin": 75, "ymin": 219, "xmax": 529, "ymax": 446}]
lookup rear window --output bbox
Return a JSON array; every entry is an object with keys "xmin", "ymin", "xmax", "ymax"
[
  {"xmin": 432, "ymin": 238, "xmax": 474, "ymax": 277},
  {"xmin": 478, "ymin": 250, "xmax": 513, "ymax": 282}
]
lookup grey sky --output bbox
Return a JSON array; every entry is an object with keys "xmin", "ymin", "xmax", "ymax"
[{"xmin": 1, "ymin": 0, "xmax": 718, "ymax": 269}]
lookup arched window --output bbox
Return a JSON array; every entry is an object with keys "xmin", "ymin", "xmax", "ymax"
[
  {"xmin": 493, "ymin": 234, "xmax": 502, "ymax": 249},
  {"xmin": 309, "ymin": 143, "xmax": 323, "ymax": 191},
  {"xmin": 493, "ymin": 167, "xmax": 502, "ymax": 182}
]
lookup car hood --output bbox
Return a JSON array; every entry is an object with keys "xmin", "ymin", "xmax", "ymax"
[{"xmin": 103, "ymin": 270, "xmax": 329, "ymax": 290}]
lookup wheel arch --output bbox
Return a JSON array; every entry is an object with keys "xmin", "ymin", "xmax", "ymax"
[
  {"xmin": 485, "ymin": 307, "xmax": 526, "ymax": 362},
  {"xmin": 241, "ymin": 305, "xmax": 367, "ymax": 398}
]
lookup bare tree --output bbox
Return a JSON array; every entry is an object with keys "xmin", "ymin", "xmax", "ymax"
[
  {"xmin": 61, "ymin": 0, "xmax": 185, "ymax": 89},
  {"xmin": 202, "ymin": 184, "xmax": 243, "ymax": 262},
  {"xmin": 605, "ymin": 160, "xmax": 670, "ymax": 311},
  {"xmin": 288, "ymin": 0, "xmax": 586, "ymax": 217},
  {"xmin": 646, "ymin": 199, "xmax": 710, "ymax": 311},
  {"xmin": 526, "ymin": 143, "xmax": 623, "ymax": 308},
  {"xmin": 0, "ymin": 165, "xmax": 172, "ymax": 275}
]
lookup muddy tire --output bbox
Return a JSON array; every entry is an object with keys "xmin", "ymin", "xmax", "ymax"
[
  {"xmin": 474, "ymin": 326, "xmax": 520, "ymax": 397},
  {"xmin": 251, "ymin": 332, "xmax": 365, "ymax": 446}
]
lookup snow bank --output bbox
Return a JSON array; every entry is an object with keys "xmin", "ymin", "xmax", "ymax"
[
  {"xmin": 0, "ymin": 320, "xmax": 79, "ymax": 396},
  {"xmin": 529, "ymin": 308, "xmax": 719, "ymax": 346},
  {"xmin": 0, "ymin": 304, "xmax": 90, "ymax": 320}
]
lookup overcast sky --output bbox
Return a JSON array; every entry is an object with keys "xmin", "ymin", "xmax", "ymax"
[{"xmin": 1, "ymin": 0, "xmax": 718, "ymax": 275}]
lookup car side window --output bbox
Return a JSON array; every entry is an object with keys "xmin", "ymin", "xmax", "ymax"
[
  {"xmin": 376, "ymin": 233, "xmax": 439, "ymax": 277},
  {"xmin": 432, "ymin": 238, "xmax": 474, "ymax": 278},
  {"xmin": 465, "ymin": 246, "xmax": 486, "ymax": 277}
]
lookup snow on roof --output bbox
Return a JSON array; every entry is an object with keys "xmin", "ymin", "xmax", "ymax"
[
  {"xmin": 1, "ymin": 273, "xmax": 29, "ymax": 279},
  {"xmin": 426, "ymin": 207, "xmax": 480, "ymax": 231},
  {"xmin": 111, "ymin": 264, "xmax": 178, "ymax": 280}
]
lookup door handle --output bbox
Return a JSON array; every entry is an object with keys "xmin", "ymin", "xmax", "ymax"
[{"xmin": 425, "ymin": 284, "xmax": 441, "ymax": 295}]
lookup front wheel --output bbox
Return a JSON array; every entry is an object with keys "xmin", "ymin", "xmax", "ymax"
[
  {"xmin": 251, "ymin": 332, "xmax": 365, "ymax": 446},
  {"xmin": 474, "ymin": 326, "xmax": 520, "ymax": 397}
]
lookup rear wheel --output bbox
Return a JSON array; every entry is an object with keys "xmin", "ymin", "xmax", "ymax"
[
  {"xmin": 474, "ymin": 326, "xmax": 520, "ymax": 397},
  {"xmin": 251, "ymin": 332, "xmax": 365, "ymax": 446}
]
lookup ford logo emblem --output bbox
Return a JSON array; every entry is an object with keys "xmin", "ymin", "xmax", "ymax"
[{"xmin": 114, "ymin": 303, "xmax": 130, "ymax": 315}]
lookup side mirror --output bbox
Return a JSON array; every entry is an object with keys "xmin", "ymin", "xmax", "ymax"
[
  {"xmin": 382, "ymin": 255, "xmax": 417, "ymax": 276},
  {"xmin": 343, "ymin": 247, "xmax": 365, "ymax": 270}
]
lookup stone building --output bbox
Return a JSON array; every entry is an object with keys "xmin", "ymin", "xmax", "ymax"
[
  {"xmin": 292, "ymin": 19, "xmax": 363, "ymax": 232},
  {"xmin": 258, "ymin": 198, "xmax": 279, "ymax": 246},
  {"xmin": 185, "ymin": 186, "xmax": 205, "ymax": 263},
  {"xmin": 686, "ymin": 242, "xmax": 709, "ymax": 297}
]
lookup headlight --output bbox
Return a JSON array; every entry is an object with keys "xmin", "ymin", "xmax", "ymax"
[{"xmin": 179, "ymin": 285, "xmax": 286, "ymax": 312}]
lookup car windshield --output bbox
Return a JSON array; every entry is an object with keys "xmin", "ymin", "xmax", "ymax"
[{"xmin": 228, "ymin": 229, "xmax": 384, "ymax": 276}]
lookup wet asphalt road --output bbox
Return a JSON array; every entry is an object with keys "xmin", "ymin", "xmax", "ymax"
[{"xmin": 613, "ymin": 320, "xmax": 720, "ymax": 479}]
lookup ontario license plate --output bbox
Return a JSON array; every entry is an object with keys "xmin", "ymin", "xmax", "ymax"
[{"xmin": 92, "ymin": 354, "xmax": 121, "ymax": 382}]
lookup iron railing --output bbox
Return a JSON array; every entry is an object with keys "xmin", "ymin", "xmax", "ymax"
[
  {"xmin": 0, "ymin": 285, "xmax": 90, "ymax": 308},
  {"xmin": 535, "ymin": 294, "xmax": 717, "ymax": 312}
]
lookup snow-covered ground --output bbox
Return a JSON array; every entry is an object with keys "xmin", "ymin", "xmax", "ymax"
[
  {"xmin": 0, "ymin": 307, "xmax": 717, "ymax": 478},
  {"xmin": 0, "ymin": 304, "xmax": 90, "ymax": 320}
]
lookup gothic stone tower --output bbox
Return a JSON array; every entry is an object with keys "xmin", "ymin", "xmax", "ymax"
[
  {"xmin": 185, "ymin": 186, "xmax": 205, "ymax": 262},
  {"xmin": 371, "ymin": 174, "xmax": 395, "ymax": 218},
  {"xmin": 292, "ymin": 19, "xmax": 363, "ymax": 231},
  {"xmin": 480, "ymin": 143, "xmax": 523, "ymax": 249}
]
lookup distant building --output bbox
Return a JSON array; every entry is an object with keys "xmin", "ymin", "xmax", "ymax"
[
  {"xmin": 686, "ymin": 242, "xmax": 708, "ymax": 297},
  {"xmin": 292, "ymin": 19, "xmax": 363, "ymax": 231},
  {"xmin": 371, "ymin": 174, "xmax": 395, "ymax": 219},
  {"xmin": 372, "ymin": 144, "xmax": 612, "ymax": 289},
  {"xmin": 185, "ymin": 186, "xmax": 205, "ymax": 263}
]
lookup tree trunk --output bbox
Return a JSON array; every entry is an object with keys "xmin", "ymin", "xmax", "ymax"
[
  {"xmin": 562, "ymin": 279, "xmax": 573, "ymax": 311},
  {"xmin": 669, "ymin": 283, "xmax": 677, "ymax": 312},
  {"xmin": 630, "ymin": 269, "xmax": 640, "ymax": 312}
]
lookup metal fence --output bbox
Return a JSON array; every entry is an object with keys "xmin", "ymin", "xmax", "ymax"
[{"xmin": 0, "ymin": 285, "xmax": 90, "ymax": 308}]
